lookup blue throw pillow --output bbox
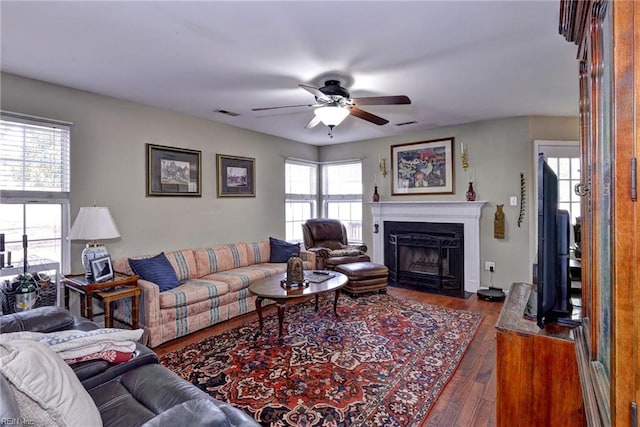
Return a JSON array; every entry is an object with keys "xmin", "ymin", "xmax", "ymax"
[
  {"xmin": 269, "ymin": 237, "xmax": 301, "ymax": 263},
  {"xmin": 129, "ymin": 252, "xmax": 180, "ymax": 292}
]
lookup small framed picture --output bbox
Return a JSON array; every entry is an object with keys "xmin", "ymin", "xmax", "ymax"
[
  {"xmin": 216, "ymin": 154, "xmax": 256, "ymax": 197},
  {"xmin": 391, "ymin": 137, "xmax": 455, "ymax": 195},
  {"xmin": 90, "ymin": 255, "xmax": 114, "ymax": 283},
  {"xmin": 146, "ymin": 144, "xmax": 202, "ymax": 197}
]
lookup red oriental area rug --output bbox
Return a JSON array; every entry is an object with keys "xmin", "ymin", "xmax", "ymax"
[{"xmin": 160, "ymin": 294, "xmax": 482, "ymax": 426}]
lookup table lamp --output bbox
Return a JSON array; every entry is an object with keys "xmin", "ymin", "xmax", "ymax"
[{"xmin": 68, "ymin": 207, "xmax": 120, "ymax": 282}]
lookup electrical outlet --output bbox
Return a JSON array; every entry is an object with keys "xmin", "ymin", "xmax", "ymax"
[
  {"xmin": 510, "ymin": 196, "xmax": 518, "ymax": 206},
  {"xmin": 484, "ymin": 261, "xmax": 496, "ymax": 271}
]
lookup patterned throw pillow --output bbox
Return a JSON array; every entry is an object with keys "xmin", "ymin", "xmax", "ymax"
[
  {"xmin": 129, "ymin": 252, "xmax": 180, "ymax": 291},
  {"xmin": 329, "ymin": 248, "xmax": 363, "ymax": 257}
]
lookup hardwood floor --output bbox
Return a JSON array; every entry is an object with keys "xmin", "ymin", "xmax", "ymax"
[{"xmin": 154, "ymin": 286, "xmax": 502, "ymax": 426}]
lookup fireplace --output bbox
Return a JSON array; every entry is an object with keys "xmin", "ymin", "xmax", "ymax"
[
  {"xmin": 370, "ymin": 201, "xmax": 486, "ymax": 294},
  {"xmin": 385, "ymin": 221, "xmax": 465, "ymax": 297}
]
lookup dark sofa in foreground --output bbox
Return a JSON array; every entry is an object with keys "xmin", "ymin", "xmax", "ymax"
[{"xmin": 0, "ymin": 307, "xmax": 258, "ymax": 427}]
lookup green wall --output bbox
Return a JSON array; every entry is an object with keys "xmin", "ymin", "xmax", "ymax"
[{"xmin": 1, "ymin": 72, "xmax": 578, "ymax": 287}]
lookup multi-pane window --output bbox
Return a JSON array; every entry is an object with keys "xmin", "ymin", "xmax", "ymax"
[
  {"xmin": 534, "ymin": 141, "xmax": 580, "ymax": 245},
  {"xmin": 285, "ymin": 159, "xmax": 363, "ymax": 243},
  {"xmin": 546, "ymin": 157, "xmax": 581, "ymax": 227},
  {"xmin": 0, "ymin": 113, "xmax": 71, "ymax": 273},
  {"xmin": 322, "ymin": 162, "xmax": 363, "ymax": 243},
  {"xmin": 285, "ymin": 160, "xmax": 317, "ymax": 242}
]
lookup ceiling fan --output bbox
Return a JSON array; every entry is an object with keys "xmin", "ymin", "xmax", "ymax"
[{"xmin": 252, "ymin": 80, "xmax": 411, "ymax": 137}]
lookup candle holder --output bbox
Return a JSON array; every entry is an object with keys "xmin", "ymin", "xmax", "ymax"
[
  {"xmin": 379, "ymin": 158, "xmax": 387, "ymax": 177},
  {"xmin": 461, "ymin": 146, "xmax": 469, "ymax": 171}
]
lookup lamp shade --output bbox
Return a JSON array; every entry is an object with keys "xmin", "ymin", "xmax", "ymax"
[
  {"xmin": 314, "ymin": 106, "xmax": 350, "ymax": 127},
  {"xmin": 68, "ymin": 207, "xmax": 120, "ymax": 241}
]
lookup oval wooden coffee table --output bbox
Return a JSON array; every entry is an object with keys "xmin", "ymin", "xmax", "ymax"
[{"xmin": 249, "ymin": 270, "xmax": 348, "ymax": 339}]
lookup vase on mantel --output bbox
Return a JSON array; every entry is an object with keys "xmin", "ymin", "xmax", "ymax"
[
  {"xmin": 466, "ymin": 182, "xmax": 476, "ymax": 201},
  {"xmin": 372, "ymin": 186, "xmax": 380, "ymax": 202}
]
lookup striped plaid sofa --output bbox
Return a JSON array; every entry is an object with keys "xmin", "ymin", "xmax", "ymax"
[{"xmin": 112, "ymin": 239, "xmax": 315, "ymax": 348}]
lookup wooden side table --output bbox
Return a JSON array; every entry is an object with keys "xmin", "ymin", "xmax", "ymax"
[{"xmin": 63, "ymin": 273, "xmax": 140, "ymax": 329}]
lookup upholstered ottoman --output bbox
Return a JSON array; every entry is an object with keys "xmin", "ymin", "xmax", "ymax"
[{"xmin": 335, "ymin": 262, "xmax": 389, "ymax": 296}]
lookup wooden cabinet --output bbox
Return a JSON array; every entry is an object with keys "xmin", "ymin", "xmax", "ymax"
[
  {"xmin": 559, "ymin": 1, "xmax": 639, "ymax": 425},
  {"xmin": 496, "ymin": 283, "xmax": 586, "ymax": 427}
]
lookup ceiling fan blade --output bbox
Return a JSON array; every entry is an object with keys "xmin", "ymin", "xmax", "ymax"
[
  {"xmin": 305, "ymin": 115, "xmax": 322, "ymax": 129},
  {"xmin": 299, "ymin": 84, "xmax": 331, "ymax": 102},
  {"xmin": 252, "ymin": 104, "xmax": 314, "ymax": 112},
  {"xmin": 352, "ymin": 95, "xmax": 411, "ymax": 106},
  {"xmin": 349, "ymin": 107, "xmax": 389, "ymax": 126}
]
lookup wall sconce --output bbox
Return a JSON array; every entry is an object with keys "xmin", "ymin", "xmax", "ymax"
[
  {"xmin": 461, "ymin": 143, "xmax": 469, "ymax": 171},
  {"xmin": 460, "ymin": 143, "xmax": 469, "ymax": 172},
  {"xmin": 379, "ymin": 155, "xmax": 387, "ymax": 178}
]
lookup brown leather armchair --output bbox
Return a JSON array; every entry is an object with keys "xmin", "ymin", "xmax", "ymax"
[{"xmin": 301, "ymin": 218, "xmax": 370, "ymax": 270}]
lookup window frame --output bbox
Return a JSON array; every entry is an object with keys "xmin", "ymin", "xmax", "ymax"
[
  {"xmin": 284, "ymin": 158, "xmax": 363, "ymax": 243},
  {"xmin": 532, "ymin": 140, "xmax": 581, "ymax": 249},
  {"xmin": 284, "ymin": 159, "xmax": 318, "ymax": 243},
  {"xmin": 0, "ymin": 112, "xmax": 72, "ymax": 274},
  {"xmin": 321, "ymin": 160, "xmax": 364, "ymax": 244}
]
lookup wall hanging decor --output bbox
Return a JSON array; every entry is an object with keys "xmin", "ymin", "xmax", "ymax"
[
  {"xmin": 518, "ymin": 173, "xmax": 526, "ymax": 227},
  {"xmin": 146, "ymin": 144, "xmax": 202, "ymax": 197},
  {"xmin": 494, "ymin": 204, "xmax": 505, "ymax": 239},
  {"xmin": 391, "ymin": 137, "xmax": 454, "ymax": 195},
  {"xmin": 216, "ymin": 154, "xmax": 256, "ymax": 197}
]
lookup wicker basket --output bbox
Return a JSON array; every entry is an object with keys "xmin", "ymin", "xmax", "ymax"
[{"xmin": 1, "ymin": 282, "xmax": 57, "ymax": 315}]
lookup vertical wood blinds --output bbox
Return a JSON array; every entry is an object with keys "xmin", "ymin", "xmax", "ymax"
[{"xmin": 0, "ymin": 114, "xmax": 71, "ymax": 193}]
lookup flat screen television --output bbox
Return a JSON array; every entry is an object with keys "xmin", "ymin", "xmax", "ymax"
[{"xmin": 535, "ymin": 154, "xmax": 573, "ymax": 328}]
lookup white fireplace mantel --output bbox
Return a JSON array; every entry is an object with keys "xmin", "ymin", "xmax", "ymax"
[{"xmin": 369, "ymin": 201, "xmax": 487, "ymax": 293}]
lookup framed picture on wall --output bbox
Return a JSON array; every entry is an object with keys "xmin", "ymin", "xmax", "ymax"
[
  {"xmin": 146, "ymin": 144, "xmax": 202, "ymax": 196},
  {"xmin": 216, "ymin": 154, "xmax": 256, "ymax": 197},
  {"xmin": 391, "ymin": 137, "xmax": 455, "ymax": 195}
]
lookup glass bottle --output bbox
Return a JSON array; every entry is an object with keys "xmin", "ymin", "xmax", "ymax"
[
  {"xmin": 372, "ymin": 186, "xmax": 380, "ymax": 202},
  {"xmin": 466, "ymin": 182, "xmax": 476, "ymax": 201}
]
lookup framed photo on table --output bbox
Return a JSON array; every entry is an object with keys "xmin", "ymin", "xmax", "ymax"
[
  {"xmin": 216, "ymin": 154, "xmax": 256, "ymax": 197},
  {"xmin": 90, "ymin": 255, "xmax": 114, "ymax": 283},
  {"xmin": 146, "ymin": 144, "xmax": 202, "ymax": 197},
  {"xmin": 391, "ymin": 137, "xmax": 455, "ymax": 195}
]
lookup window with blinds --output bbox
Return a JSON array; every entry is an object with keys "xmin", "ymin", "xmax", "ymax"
[
  {"xmin": 284, "ymin": 159, "xmax": 363, "ymax": 243},
  {"xmin": 0, "ymin": 112, "xmax": 72, "ymax": 274},
  {"xmin": 285, "ymin": 160, "xmax": 318, "ymax": 242},
  {"xmin": 322, "ymin": 162, "xmax": 363, "ymax": 243},
  {"xmin": 0, "ymin": 114, "xmax": 70, "ymax": 192}
]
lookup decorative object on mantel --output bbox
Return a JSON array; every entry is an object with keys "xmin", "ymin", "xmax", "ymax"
[
  {"xmin": 282, "ymin": 255, "xmax": 307, "ymax": 289},
  {"xmin": 391, "ymin": 137, "xmax": 454, "ymax": 195},
  {"xmin": 372, "ymin": 185, "xmax": 380, "ymax": 202},
  {"xmin": 518, "ymin": 172, "xmax": 526, "ymax": 227},
  {"xmin": 460, "ymin": 142, "xmax": 469, "ymax": 171},
  {"xmin": 466, "ymin": 182, "xmax": 476, "ymax": 201},
  {"xmin": 494, "ymin": 204, "xmax": 505, "ymax": 239}
]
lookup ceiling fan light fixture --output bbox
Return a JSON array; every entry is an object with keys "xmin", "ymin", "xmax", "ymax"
[{"xmin": 314, "ymin": 106, "xmax": 350, "ymax": 127}]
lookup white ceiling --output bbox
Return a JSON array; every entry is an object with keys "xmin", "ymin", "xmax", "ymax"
[{"xmin": 0, "ymin": 1, "xmax": 578, "ymax": 146}]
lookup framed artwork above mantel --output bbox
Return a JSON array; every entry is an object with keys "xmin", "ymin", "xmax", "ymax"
[{"xmin": 391, "ymin": 137, "xmax": 454, "ymax": 195}]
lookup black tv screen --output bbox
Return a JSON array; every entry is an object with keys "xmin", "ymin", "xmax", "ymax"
[{"xmin": 536, "ymin": 154, "xmax": 571, "ymax": 328}]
